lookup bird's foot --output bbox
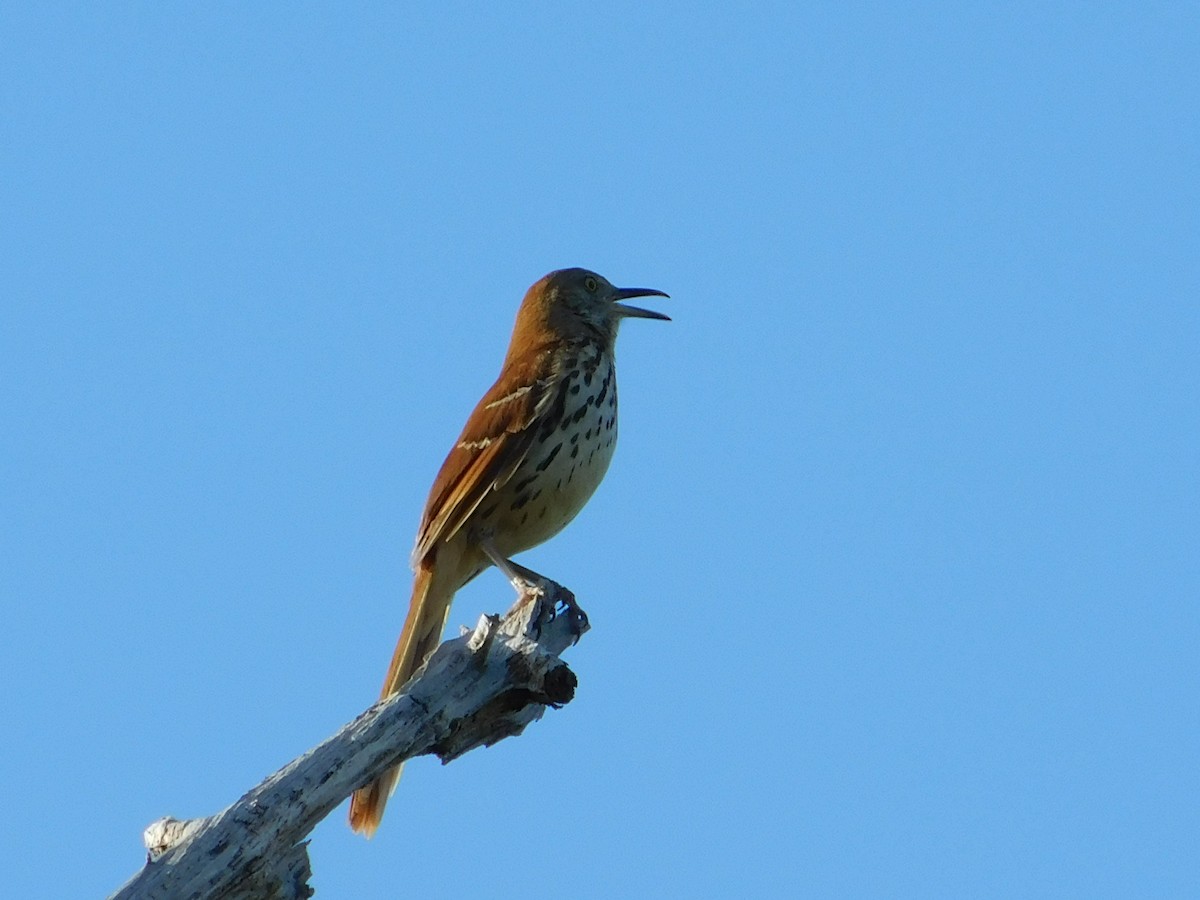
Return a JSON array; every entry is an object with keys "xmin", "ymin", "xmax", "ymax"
[
  {"xmin": 479, "ymin": 540, "xmax": 587, "ymax": 640},
  {"xmin": 551, "ymin": 587, "xmax": 588, "ymax": 641}
]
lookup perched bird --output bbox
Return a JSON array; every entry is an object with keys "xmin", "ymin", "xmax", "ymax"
[{"xmin": 349, "ymin": 267, "xmax": 669, "ymax": 836}]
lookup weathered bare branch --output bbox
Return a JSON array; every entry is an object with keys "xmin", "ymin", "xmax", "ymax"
[{"xmin": 110, "ymin": 580, "xmax": 587, "ymax": 900}]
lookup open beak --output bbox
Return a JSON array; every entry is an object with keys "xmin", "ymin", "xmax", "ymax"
[{"xmin": 612, "ymin": 286, "xmax": 671, "ymax": 321}]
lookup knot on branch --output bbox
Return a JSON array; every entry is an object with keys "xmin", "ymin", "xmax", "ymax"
[{"xmin": 143, "ymin": 817, "xmax": 205, "ymax": 862}]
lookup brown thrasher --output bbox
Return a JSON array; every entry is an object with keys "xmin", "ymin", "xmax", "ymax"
[{"xmin": 348, "ymin": 267, "xmax": 669, "ymax": 836}]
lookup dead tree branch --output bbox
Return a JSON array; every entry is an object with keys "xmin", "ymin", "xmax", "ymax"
[{"xmin": 109, "ymin": 580, "xmax": 588, "ymax": 900}]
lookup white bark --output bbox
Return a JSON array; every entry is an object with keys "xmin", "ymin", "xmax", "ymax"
[{"xmin": 109, "ymin": 581, "xmax": 588, "ymax": 900}]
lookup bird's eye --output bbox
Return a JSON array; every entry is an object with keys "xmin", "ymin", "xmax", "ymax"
[{"xmin": 584, "ymin": 276, "xmax": 598, "ymax": 292}]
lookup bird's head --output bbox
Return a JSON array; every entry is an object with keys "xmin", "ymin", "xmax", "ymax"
[{"xmin": 520, "ymin": 267, "xmax": 670, "ymax": 346}]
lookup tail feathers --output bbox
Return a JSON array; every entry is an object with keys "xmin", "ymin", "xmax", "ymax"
[
  {"xmin": 348, "ymin": 561, "xmax": 455, "ymax": 837},
  {"xmin": 347, "ymin": 768, "xmax": 400, "ymax": 839}
]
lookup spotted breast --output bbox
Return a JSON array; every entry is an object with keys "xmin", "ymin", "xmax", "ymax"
[{"xmin": 487, "ymin": 343, "xmax": 619, "ymax": 557}]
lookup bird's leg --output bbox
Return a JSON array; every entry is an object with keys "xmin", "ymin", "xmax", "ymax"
[
  {"xmin": 478, "ymin": 540, "xmax": 581, "ymax": 624},
  {"xmin": 479, "ymin": 539, "xmax": 546, "ymax": 598}
]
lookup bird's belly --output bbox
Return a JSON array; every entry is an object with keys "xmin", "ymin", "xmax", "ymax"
[{"xmin": 492, "ymin": 389, "xmax": 618, "ymax": 556}]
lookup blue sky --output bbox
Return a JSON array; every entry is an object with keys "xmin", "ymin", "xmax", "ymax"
[{"xmin": 2, "ymin": 4, "xmax": 1196, "ymax": 897}]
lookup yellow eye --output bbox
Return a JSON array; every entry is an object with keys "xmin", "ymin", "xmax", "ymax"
[{"xmin": 584, "ymin": 276, "xmax": 599, "ymax": 292}]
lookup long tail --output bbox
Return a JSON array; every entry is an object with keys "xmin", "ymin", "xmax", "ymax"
[{"xmin": 348, "ymin": 559, "xmax": 456, "ymax": 837}]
